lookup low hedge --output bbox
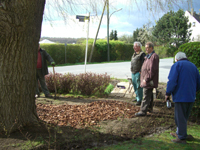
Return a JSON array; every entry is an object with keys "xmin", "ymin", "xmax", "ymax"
[
  {"xmin": 40, "ymin": 41, "xmax": 134, "ymax": 64},
  {"xmin": 175, "ymin": 42, "xmax": 200, "ymax": 69},
  {"xmin": 44, "ymin": 72, "xmax": 111, "ymax": 96}
]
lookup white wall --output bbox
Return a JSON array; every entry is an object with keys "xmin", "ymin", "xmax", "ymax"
[{"xmin": 185, "ymin": 11, "xmax": 200, "ymax": 42}]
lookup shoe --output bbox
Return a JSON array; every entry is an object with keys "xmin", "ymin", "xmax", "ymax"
[
  {"xmin": 135, "ymin": 101, "xmax": 141, "ymax": 106},
  {"xmin": 171, "ymin": 138, "xmax": 186, "ymax": 144},
  {"xmin": 132, "ymin": 99, "xmax": 137, "ymax": 102},
  {"xmin": 35, "ymin": 94, "xmax": 40, "ymax": 98},
  {"xmin": 135, "ymin": 111, "xmax": 146, "ymax": 117},
  {"xmin": 45, "ymin": 94, "xmax": 53, "ymax": 98},
  {"xmin": 170, "ymin": 132, "xmax": 194, "ymax": 141}
]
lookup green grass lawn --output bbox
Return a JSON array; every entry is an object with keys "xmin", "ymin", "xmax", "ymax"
[{"xmin": 95, "ymin": 124, "xmax": 200, "ymax": 150}]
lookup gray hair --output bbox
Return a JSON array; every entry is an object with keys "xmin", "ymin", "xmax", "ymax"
[
  {"xmin": 133, "ymin": 41, "xmax": 142, "ymax": 48},
  {"xmin": 175, "ymin": 52, "xmax": 187, "ymax": 61}
]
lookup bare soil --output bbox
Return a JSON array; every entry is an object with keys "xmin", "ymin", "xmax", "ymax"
[{"xmin": 0, "ymin": 82, "xmax": 177, "ymax": 150}]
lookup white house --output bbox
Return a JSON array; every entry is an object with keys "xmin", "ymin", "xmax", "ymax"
[{"xmin": 185, "ymin": 8, "xmax": 200, "ymax": 42}]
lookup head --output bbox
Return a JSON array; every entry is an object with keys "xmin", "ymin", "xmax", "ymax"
[
  {"xmin": 145, "ymin": 42, "xmax": 154, "ymax": 54},
  {"xmin": 133, "ymin": 42, "xmax": 142, "ymax": 53},
  {"xmin": 175, "ymin": 52, "xmax": 187, "ymax": 62}
]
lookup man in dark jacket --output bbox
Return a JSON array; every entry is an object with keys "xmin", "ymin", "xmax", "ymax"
[
  {"xmin": 131, "ymin": 42, "xmax": 146, "ymax": 105},
  {"xmin": 165, "ymin": 52, "xmax": 200, "ymax": 144},
  {"xmin": 35, "ymin": 44, "xmax": 55, "ymax": 98},
  {"xmin": 135, "ymin": 42, "xmax": 159, "ymax": 116}
]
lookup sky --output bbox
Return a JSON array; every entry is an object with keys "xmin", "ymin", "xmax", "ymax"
[{"xmin": 41, "ymin": 0, "xmax": 200, "ymax": 39}]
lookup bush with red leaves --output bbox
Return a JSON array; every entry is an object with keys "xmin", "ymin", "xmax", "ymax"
[
  {"xmin": 59, "ymin": 73, "xmax": 75, "ymax": 94},
  {"xmin": 44, "ymin": 72, "xmax": 110, "ymax": 96},
  {"xmin": 45, "ymin": 72, "xmax": 62, "ymax": 93},
  {"xmin": 75, "ymin": 72, "xmax": 110, "ymax": 95}
]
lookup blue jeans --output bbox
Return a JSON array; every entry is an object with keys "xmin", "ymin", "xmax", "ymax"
[{"xmin": 132, "ymin": 72, "xmax": 143, "ymax": 102}]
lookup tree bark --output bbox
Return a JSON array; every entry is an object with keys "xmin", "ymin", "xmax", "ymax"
[{"xmin": 0, "ymin": 0, "xmax": 45, "ymax": 132}]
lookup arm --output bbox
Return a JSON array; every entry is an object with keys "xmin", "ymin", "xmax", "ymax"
[
  {"xmin": 145, "ymin": 54, "xmax": 159, "ymax": 82},
  {"xmin": 140, "ymin": 53, "xmax": 146, "ymax": 65},
  {"xmin": 166, "ymin": 63, "xmax": 179, "ymax": 96},
  {"xmin": 139, "ymin": 53, "xmax": 146, "ymax": 73},
  {"xmin": 196, "ymin": 71, "xmax": 200, "ymax": 92},
  {"xmin": 43, "ymin": 50, "xmax": 55, "ymax": 64}
]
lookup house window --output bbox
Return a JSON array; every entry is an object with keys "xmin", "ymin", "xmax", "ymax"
[{"xmin": 192, "ymin": 22, "xmax": 196, "ymax": 27}]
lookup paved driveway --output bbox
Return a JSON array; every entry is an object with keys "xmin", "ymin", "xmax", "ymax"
[{"xmin": 49, "ymin": 58, "xmax": 174, "ymax": 83}]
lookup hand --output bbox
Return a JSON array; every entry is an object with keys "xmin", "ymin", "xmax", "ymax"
[
  {"xmin": 143, "ymin": 79, "xmax": 146, "ymax": 85},
  {"xmin": 51, "ymin": 62, "xmax": 55, "ymax": 66},
  {"xmin": 165, "ymin": 95, "xmax": 169, "ymax": 102}
]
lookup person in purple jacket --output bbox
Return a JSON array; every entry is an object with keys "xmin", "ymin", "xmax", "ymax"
[{"xmin": 165, "ymin": 52, "xmax": 200, "ymax": 144}]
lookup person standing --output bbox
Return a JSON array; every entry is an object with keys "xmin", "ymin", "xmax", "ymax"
[
  {"xmin": 135, "ymin": 42, "xmax": 159, "ymax": 116},
  {"xmin": 131, "ymin": 42, "xmax": 146, "ymax": 105},
  {"xmin": 35, "ymin": 44, "xmax": 55, "ymax": 98},
  {"xmin": 165, "ymin": 52, "xmax": 200, "ymax": 144}
]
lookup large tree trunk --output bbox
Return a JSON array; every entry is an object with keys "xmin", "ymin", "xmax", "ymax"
[{"xmin": 0, "ymin": 0, "xmax": 45, "ymax": 132}]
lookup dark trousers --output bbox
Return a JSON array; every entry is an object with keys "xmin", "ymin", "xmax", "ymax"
[
  {"xmin": 36, "ymin": 69, "xmax": 50, "ymax": 96},
  {"xmin": 140, "ymin": 88, "xmax": 153, "ymax": 113},
  {"xmin": 175, "ymin": 102, "xmax": 194, "ymax": 140}
]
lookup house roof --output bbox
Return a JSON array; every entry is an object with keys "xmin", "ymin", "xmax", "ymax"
[
  {"xmin": 193, "ymin": 13, "xmax": 200, "ymax": 23},
  {"xmin": 39, "ymin": 39, "xmax": 55, "ymax": 44},
  {"xmin": 187, "ymin": 10, "xmax": 200, "ymax": 23}
]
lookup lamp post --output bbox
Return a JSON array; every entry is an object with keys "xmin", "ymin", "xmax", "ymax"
[
  {"xmin": 76, "ymin": 13, "xmax": 90, "ymax": 73},
  {"xmin": 110, "ymin": 8, "xmax": 122, "ymax": 19},
  {"xmin": 107, "ymin": 0, "xmax": 109, "ymax": 61},
  {"xmin": 107, "ymin": 1, "xmax": 122, "ymax": 61}
]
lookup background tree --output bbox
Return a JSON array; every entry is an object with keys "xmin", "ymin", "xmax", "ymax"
[
  {"xmin": 118, "ymin": 34, "xmax": 133, "ymax": 44},
  {"xmin": 110, "ymin": 30, "xmax": 118, "ymax": 40},
  {"xmin": 132, "ymin": 24, "xmax": 157, "ymax": 45},
  {"xmin": 152, "ymin": 9, "xmax": 191, "ymax": 55},
  {"xmin": 0, "ymin": 0, "xmax": 188, "ymax": 132},
  {"xmin": 137, "ymin": 25, "xmax": 150, "ymax": 45},
  {"xmin": 110, "ymin": 30, "xmax": 114, "ymax": 40},
  {"xmin": 133, "ymin": 28, "xmax": 140, "ymax": 42},
  {"xmin": 114, "ymin": 30, "xmax": 118, "ymax": 40}
]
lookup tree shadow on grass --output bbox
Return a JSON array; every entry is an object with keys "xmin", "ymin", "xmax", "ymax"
[{"xmin": 0, "ymin": 120, "xmax": 131, "ymax": 150}]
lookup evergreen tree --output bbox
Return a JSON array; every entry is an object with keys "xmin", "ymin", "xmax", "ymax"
[
  {"xmin": 114, "ymin": 30, "xmax": 118, "ymax": 40},
  {"xmin": 153, "ymin": 9, "xmax": 191, "ymax": 48},
  {"xmin": 110, "ymin": 30, "xmax": 114, "ymax": 40},
  {"xmin": 133, "ymin": 28, "xmax": 140, "ymax": 42}
]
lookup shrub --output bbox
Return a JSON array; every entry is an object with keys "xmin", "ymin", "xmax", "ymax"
[
  {"xmin": 44, "ymin": 72, "xmax": 111, "ymax": 96},
  {"xmin": 75, "ymin": 72, "xmax": 110, "ymax": 96},
  {"xmin": 40, "ymin": 43, "xmax": 84, "ymax": 65},
  {"xmin": 40, "ymin": 41, "xmax": 134, "ymax": 64},
  {"xmin": 153, "ymin": 46, "xmax": 169, "ymax": 59},
  {"xmin": 175, "ymin": 42, "xmax": 200, "ymax": 69},
  {"xmin": 104, "ymin": 83, "xmax": 114, "ymax": 95},
  {"xmin": 45, "ymin": 72, "xmax": 62, "ymax": 93},
  {"xmin": 59, "ymin": 73, "xmax": 75, "ymax": 94},
  {"xmin": 191, "ymin": 91, "xmax": 200, "ymax": 122}
]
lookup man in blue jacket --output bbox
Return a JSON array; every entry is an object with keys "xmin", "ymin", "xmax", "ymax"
[{"xmin": 165, "ymin": 52, "xmax": 200, "ymax": 144}]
